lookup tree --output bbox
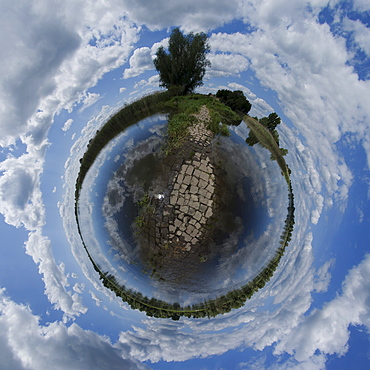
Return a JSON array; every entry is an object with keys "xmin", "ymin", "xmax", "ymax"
[
  {"xmin": 153, "ymin": 28, "xmax": 211, "ymax": 94},
  {"xmin": 216, "ymin": 89, "xmax": 251, "ymax": 115},
  {"xmin": 246, "ymin": 112, "xmax": 281, "ymax": 146}
]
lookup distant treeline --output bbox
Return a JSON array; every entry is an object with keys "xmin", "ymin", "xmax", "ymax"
[
  {"xmin": 74, "ymin": 90, "xmax": 295, "ymax": 320},
  {"xmin": 75, "ymin": 90, "xmax": 174, "ymax": 204},
  {"xmin": 91, "ymin": 177, "xmax": 294, "ymax": 320},
  {"xmin": 244, "ymin": 115, "xmax": 291, "ymax": 183}
]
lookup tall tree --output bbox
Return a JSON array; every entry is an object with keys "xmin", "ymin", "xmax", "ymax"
[
  {"xmin": 216, "ymin": 89, "xmax": 252, "ymax": 116},
  {"xmin": 246, "ymin": 113, "xmax": 282, "ymax": 147},
  {"xmin": 153, "ymin": 28, "xmax": 211, "ymax": 94}
]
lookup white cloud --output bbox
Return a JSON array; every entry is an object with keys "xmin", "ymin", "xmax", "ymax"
[
  {"xmin": 0, "ymin": 152, "xmax": 44, "ymax": 230},
  {"xmin": 79, "ymin": 92, "xmax": 101, "ymax": 112},
  {"xmin": 120, "ymin": 0, "xmax": 241, "ymax": 32},
  {"xmin": 313, "ymin": 259, "xmax": 334, "ymax": 293},
  {"xmin": 353, "ymin": 0, "xmax": 370, "ymax": 11},
  {"xmin": 25, "ymin": 230, "xmax": 88, "ymax": 321},
  {"xmin": 227, "ymin": 82, "xmax": 257, "ymax": 100},
  {"xmin": 1, "ymin": 1, "xmax": 369, "ymax": 368},
  {"xmin": 62, "ymin": 119, "xmax": 73, "ymax": 132},
  {"xmin": 119, "ymin": 87, "xmax": 127, "ymax": 93},
  {"xmin": 0, "ymin": 289, "xmax": 149, "ymax": 370},
  {"xmin": 73, "ymin": 283, "xmax": 85, "ymax": 294},
  {"xmin": 206, "ymin": 53, "xmax": 249, "ymax": 78},
  {"xmin": 90, "ymin": 291, "xmax": 102, "ymax": 307},
  {"xmin": 123, "ymin": 47, "xmax": 153, "ymax": 79},
  {"xmin": 133, "ymin": 75, "xmax": 160, "ymax": 89},
  {"xmin": 275, "ymin": 253, "xmax": 370, "ymax": 362},
  {"xmin": 270, "ymin": 353, "xmax": 327, "ymax": 370},
  {"xmin": 343, "ymin": 18, "xmax": 370, "ymax": 56}
]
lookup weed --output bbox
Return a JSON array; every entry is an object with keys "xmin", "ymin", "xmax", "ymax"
[
  {"xmin": 134, "ymin": 193, "xmax": 152, "ymax": 233},
  {"xmin": 199, "ymin": 254, "xmax": 208, "ymax": 263}
]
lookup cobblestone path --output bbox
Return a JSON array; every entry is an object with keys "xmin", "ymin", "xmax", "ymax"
[{"xmin": 139, "ymin": 106, "xmax": 222, "ymax": 284}]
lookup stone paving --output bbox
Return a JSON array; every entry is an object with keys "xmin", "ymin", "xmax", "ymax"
[
  {"xmin": 168, "ymin": 107, "xmax": 216, "ymax": 252},
  {"xmin": 137, "ymin": 106, "xmax": 222, "ymax": 284}
]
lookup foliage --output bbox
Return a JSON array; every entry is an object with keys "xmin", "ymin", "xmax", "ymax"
[
  {"xmin": 246, "ymin": 112, "xmax": 281, "ymax": 146},
  {"xmin": 219, "ymin": 123, "xmax": 230, "ymax": 137},
  {"xmin": 168, "ymin": 113, "xmax": 197, "ymax": 142},
  {"xmin": 75, "ymin": 90, "xmax": 295, "ymax": 321},
  {"xmin": 92, "ymin": 180, "xmax": 294, "ymax": 321},
  {"xmin": 216, "ymin": 89, "xmax": 252, "ymax": 116},
  {"xmin": 75, "ymin": 91, "xmax": 173, "ymax": 203},
  {"xmin": 244, "ymin": 115, "xmax": 290, "ymax": 183},
  {"xmin": 134, "ymin": 193, "xmax": 153, "ymax": 232},
  {"xmin": 245, "ymin": 112, "xmax": 289, "ymax": 166},
  {"xmin": 153, "ymin": 28, "xmax": 211, "ymax": 94},
  {"xmin": 162, "ymin": 94, "xmax": 241, "ymax": 153}
]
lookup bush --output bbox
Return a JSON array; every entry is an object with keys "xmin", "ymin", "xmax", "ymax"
[{"xmin": 216, "ymin": 89, "xmax": 251, "ymax": 116}]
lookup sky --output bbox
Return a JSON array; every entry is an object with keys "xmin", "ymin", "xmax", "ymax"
[{"xmin": 0, "ymin": 0, "xmax": 370, "ymax": 369}]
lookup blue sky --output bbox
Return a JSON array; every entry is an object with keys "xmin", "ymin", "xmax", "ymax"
[{"xmin": 0, "ymin": 0, "xmax": 370, "ymax": 369}]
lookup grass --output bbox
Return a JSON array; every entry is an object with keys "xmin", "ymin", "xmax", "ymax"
[
  {"xmin": 164, "ymin": 113, "xmax": 197, "ymax": 153},
  {"xmin": 74, "ymin": 91, "xmax": 295, "ymax": 320},
  {"xmin": 134, "ymin": 193, "xmax": 153, "ymax": 232},
  {"xmin": 162, "ymin": 94, "xmax": 240, "ymax": 153},
  {"xmin": 244, "ymin": 116, "xmax": 291, "ymax": 184}
]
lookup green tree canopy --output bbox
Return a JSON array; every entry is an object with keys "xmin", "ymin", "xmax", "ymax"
[
  {"xmin": 246, "ymin": 112, "xmax": 282, "ymax": 147},
  {"xmin": 216, "ymin": 89, "xmax": 252, "ymax": 115},
  {"xmin": 153, "ymin": 28, "xmax": 211, "ymax": 94}
]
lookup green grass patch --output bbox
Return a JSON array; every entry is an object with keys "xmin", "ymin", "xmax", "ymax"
[
  {"xmin": 165, "ymin": 113, "xmax": 197, "ymax": 154},
  {"xmin": 134, "ymin": 193, "xmax": 153, "ymax": 233},
  {"xmin": 244, "ymin": 116, "xmax": 291, "ymax": 184},
  {"xmin": 75, "ymin": 91, "xmax": 295, "ymax": 321},
  {"xmin": 163, "ymin": 94, "xmax": 240, "ymax": 153}
]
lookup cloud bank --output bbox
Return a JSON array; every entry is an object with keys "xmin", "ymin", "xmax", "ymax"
[{"xmin": 0, "ymin": 0, "xmax": 369, "ymax": 369}]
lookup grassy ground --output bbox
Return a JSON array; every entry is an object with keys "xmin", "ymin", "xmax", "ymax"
[
  {"xmin": 244, "ymin": 116, "xmax": 291, "ymax": 184},
  {"xmin": 75, "ymin": 92, "xmax": 294, "ymax": 320},
  {"xmin": 162, "ymin": 94, "xmax": 240, "ymax": 153}
]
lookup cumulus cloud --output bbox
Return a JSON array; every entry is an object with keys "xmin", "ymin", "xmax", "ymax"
[
  {"xmin": 90, "ymin": 291, "xmax": 102, "ymax": 307},
  {"xmin": 25, "ymin": 230, "xmax": 88, "ymax": 321},
  {"xmin": 117, "ymin": 232, "xmax": 321, "ymax": 363},
  {"xmin": 313, "ymin": 259, "xmax": 334, "ymax": 293},
  {"xmin": 79, "ymin": 92, "xmax": 101, "ymax": 112},
  {"xmin": 133, "ymin": 75, "xmax": 160, "ymax": 90},
  {"xmin": 207, "ymin": 53, "xmax": 249, "ymax": 77},
  {"xmin": 275, "ymin": 253, "xmax": 370, "ymax": 362},
  {"xmin": 1, "ymin": 1, "xmax": 370, "ymax": 369},
  {"xmin": 353, "ymin": 0, "xmax": 370, "ymax": 12},
  {"xmin": 210, "ymin": 6, "xmax": 364, "ymax": 207},
  {"xmin": 123, "ymin": 39, "xmax": 169, "ymax": 81},
  {"xmin": 227, "ymin": 82, "xmax": 257, "ymax": 100},
  {"xmin": 0, "ymin": 1, "xmax": 81, "ymax": 147},
  {"xmin": 344, "ymin": 18, "xmax": 370, "ymax": 55},
  {"xmin": 0, "ymin": 152, "xmax": 44, "ymax": 230},
  {"xmin": 62, "ymin": 119, "xmax": 73, "ymax": 132},
  {"xmin": 123, "ymin": 47, "xmax": 153, "ymax": 78},
  {"xmin": 120, "ymin": 0, "xmax": 241, "ymax": 32},
  {"xmin": 0, "ymin": 0, "xmax": 141, "ymax": 323},
  {"xmin": 0, "ymin": 289, "xmax": 148, "ymax": 370}
]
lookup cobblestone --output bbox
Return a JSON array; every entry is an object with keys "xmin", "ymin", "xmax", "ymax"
[{"xmin": 137, "ymin": 105, "xmax": 223, "ymax": 283}]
